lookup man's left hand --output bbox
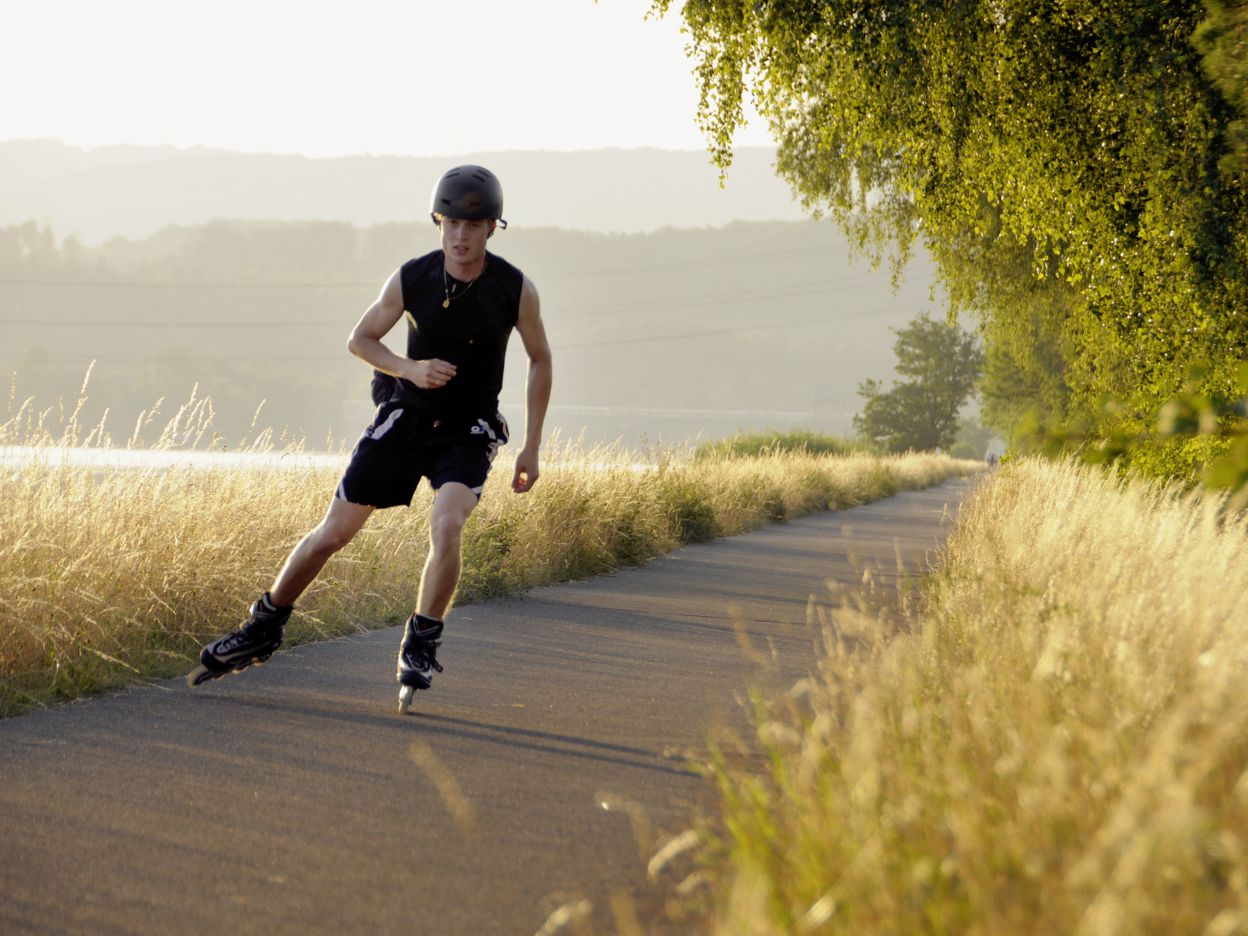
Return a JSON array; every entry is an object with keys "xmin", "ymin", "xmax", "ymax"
[{"xmin": 512, "ymin": 447, "xmax": 540, "ymax": 493}]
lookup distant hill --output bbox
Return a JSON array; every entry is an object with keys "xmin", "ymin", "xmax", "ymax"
[{"xmin": 0, "ymin": 140, "xmax": 808, "ymax": 244}]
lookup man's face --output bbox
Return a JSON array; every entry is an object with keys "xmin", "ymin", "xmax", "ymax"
[{"xmin": 439, "ymin": 216, "xmax": 495, "ymax": 268}]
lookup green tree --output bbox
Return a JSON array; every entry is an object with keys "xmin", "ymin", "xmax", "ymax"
[
  {"xmin": 654, "ymin": 0, "xmax": 1248, "ymax": 478},
  {"xmin": 1196, "ymin": 0, "xmax": 1248, "ymax": 177},
  {"xmin": 978, "ymin": 305, "xmax": 1073, "ymax": 446},
  {"xmin": 854, "ymin": 313, "xmax": 983, "ymax": 452}
]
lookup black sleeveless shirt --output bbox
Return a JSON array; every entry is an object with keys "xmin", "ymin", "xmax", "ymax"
[{"xmin": 374, "ymin": 250, "xmax": 523, "ymax": 426}]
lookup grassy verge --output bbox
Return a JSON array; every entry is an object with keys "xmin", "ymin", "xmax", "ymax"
[
  {"xmin": 692, "ymin": 429, "xmax": 863, "ymax": 460},
  {"xmin": 693, "ymin": 457, "xmax": 1248, "ymax": 933},
  {"xmin": 0, "ymin": 396, "xmax": 977, "ymax": 717}
]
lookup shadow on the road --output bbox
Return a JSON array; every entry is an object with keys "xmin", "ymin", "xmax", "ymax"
[
  {"xmin": 419, "ymin": 712, "xmax": 697, "ymax": 773},
  {"xmin": 194, "ymin": 692, "xmax": 698, "ymax": 779}
]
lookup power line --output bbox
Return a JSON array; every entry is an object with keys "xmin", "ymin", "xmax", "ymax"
[
  {"xmin": 0, "ymin": 302, "xmax": 927, "ymax": 361},
  {"xmin": 0, "ymin": 266, "xmax": 884, "ymax": 299},
  {"xmin": 0, "ymin": 274, "xmax": 909, "ymax": 328},
  {"xmin": 541, "ymin": 244, "xmax": 847, "ymax": 278},
  {"xmin": 556, "ymin": 274, "xmax": 893, "ymax": 318},
  {"xmin": 0, "ymin": 352, "xmax": 346, "ymax": 363},
  {"xmin": 0, "ymin": 279, "xmax": 373, "ymax": 289},
  {"xmin": 0, "ymin": 244, "xmax": 877, "ymax": 290},
  {"xmin": 558, "ymin": 302, "xmax": 924, "ymax": 349},
  {"xmin": 0, "ymin": 318, "xmax": 326, "ymax": 327}
]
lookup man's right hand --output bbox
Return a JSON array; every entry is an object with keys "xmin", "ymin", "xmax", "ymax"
[{"xmin": 407, "ymin": 359, "xmax": 457, "ymax": 389}]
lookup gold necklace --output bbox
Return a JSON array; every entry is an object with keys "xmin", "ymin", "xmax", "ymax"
[{"xmin": 442, "ymin": 259, "xmax": 486, "ymax": 309}]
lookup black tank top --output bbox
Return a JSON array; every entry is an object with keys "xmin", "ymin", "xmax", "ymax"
[{"xmin": 374, "ymin": 250, "xmax": 523, "ymax": 424}]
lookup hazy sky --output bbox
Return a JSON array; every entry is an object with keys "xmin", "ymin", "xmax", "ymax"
[{"xmin": 2, "ymin": 0, "xmax": 772, "ymax": 158}]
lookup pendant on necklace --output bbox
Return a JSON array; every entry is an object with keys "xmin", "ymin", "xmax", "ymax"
[{"xmin": 442, "ymin": 298, "xmax": 450, "ymax": 309}]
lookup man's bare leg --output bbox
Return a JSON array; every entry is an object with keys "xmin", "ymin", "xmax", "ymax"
[
  {"xmin": 188, "ymin": 496, "xmax": 375, "ymax": 687},
  {"xmin": 395, "ymin": 483, "xmax": 476, "ymax": 709},
  {"xmin": 269, "ymin": 496, "xmax": 376, "ymax": 607},
  {"xmin": 416, "ymin": 482, "xmax": 479, "ymax": 620}
]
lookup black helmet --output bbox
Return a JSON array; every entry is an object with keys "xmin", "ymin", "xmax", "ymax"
[{"xmin": 429, "ymin": 165, "xmax": 507, "ymax": 228}]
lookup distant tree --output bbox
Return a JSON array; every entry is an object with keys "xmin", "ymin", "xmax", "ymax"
[
  {"xmin": 951, "ymin": 415, "xmax": 999, "ymax": 461},
  {"xmin": 854, "ymin": 313, "xmax": 983, "ymax": 452},
  {"xmin": 0, "ymin": 221, "xmax": 62, "ymax": 276}
]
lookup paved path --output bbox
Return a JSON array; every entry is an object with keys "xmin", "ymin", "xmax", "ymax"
[{"xmin": 0, "ymin": 478, "xmax": 976, "ymax": 935}]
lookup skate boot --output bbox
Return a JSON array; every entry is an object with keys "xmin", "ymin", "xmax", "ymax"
[
  {"xmin": 396, "ymin": 614, "xmax": 444, "ymax": 713},
  {"xmin": 186, "ymin": 592, "xmax": 292, "ymax": 687}
]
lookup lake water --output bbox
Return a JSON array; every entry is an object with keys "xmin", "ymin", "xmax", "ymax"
[
  {"xmin": 0, "ymin": 446, "xmax": 654, "ymax": 474},
  {"xmin": 0, "ymin": 446, "xmax": 348, "ymax": 472}
]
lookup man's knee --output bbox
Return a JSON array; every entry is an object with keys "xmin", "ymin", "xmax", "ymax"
[
  {"xmin": 429, "ymin": 511, "xmax": 467, "ymax": 554},
  {"xmin": 312, "ymin": 519, "xmax": 359, "ymax": 554},
  {"xmin": 308, "ymin": 499, "xmax": 372, "ymax": 555}
]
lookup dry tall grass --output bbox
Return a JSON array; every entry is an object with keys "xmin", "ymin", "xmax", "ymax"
[
  {"xmin": 0, "ymin": 387, "xmax": 975, "ymax": 716},
  {"xmin": 700, "ymin": 458, "xmax": 1248, "ymax": 934}
]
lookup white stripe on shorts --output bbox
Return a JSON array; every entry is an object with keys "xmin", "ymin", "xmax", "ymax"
[{"xmin": 369, "ymin": 407, "xmax": 404, "ymax": 440}]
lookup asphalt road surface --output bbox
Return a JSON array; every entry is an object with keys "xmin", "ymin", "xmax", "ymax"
[{"xmin": 0, "ymin": 477, "xmax": 976, "ymax": 935}]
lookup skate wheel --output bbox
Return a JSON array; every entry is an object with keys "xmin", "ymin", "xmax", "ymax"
[
  {"xmin": 186, "ymin": 664, "xmax": 217, "ymax": 688},
  {"xmin": 398, "ymin": 684, "xmax": 415, "ymax": 714}
]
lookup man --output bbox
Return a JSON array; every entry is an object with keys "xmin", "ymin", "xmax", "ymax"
[{"xmin": 188, "ymin": 165, "xmax": 553, "ymax": 712}]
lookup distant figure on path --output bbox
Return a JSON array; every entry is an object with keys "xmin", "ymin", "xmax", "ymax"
[{"xmin": 188, "ymin": 166, "xmax": 553, "ymax": 712}]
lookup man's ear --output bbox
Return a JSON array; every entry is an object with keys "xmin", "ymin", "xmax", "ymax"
[{"xmin": 487, "ymin": 220, "xmax": 497, "ymax": 239}]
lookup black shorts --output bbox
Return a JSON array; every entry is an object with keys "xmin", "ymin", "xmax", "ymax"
[{"xmin": 336, "ymin": 402, "xmax": 508, "ymax": 508}]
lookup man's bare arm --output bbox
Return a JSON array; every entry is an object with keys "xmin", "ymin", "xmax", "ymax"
[
  {"xmin": 346, "ymin": 269, "xmax": 456, "ymax": 390},
  {"xmin": 511, "ymin": 276, "xmax": 553, "ymax": 493}
]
